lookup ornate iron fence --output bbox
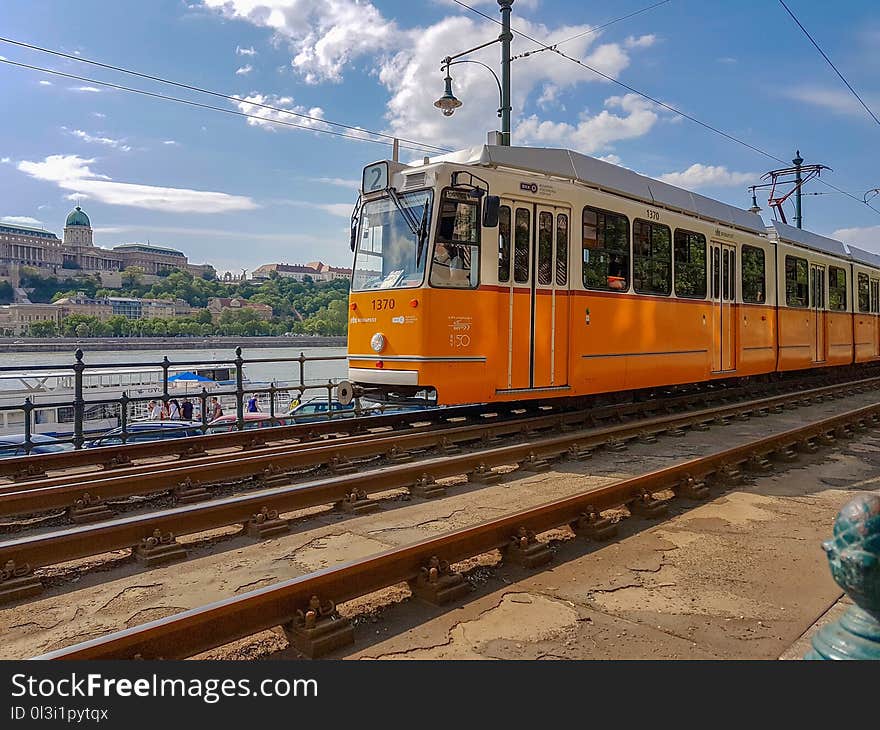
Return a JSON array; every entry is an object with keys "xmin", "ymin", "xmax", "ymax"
[{"xmin": 0, "ymin": 347, "xmax": 352, "ymax": 452}]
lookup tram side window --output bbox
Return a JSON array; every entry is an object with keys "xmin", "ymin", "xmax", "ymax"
[
  {"xmin": 538, "ymin": 212, "xmax": 553, "ymax": 285},
  {"xmin": 498, "ymin": 206, "xmax": 511, "ymax": 283},
  {"xmin": 785, "ymin": 255, "xmax": 809, "ymax": 308},
  {"xmin": 829, "ymin": 266, "xmax": 848, "ymax": 311},
  {"xmin": 741, "ymin": 245, "xmax": 766, "ymax": 303},
  {"xmin": 556, "ymin": 214, "xmax": 568, "ymax": 286},
  {"xmin": 430, "ymin": 189, "xmax": 479, "ymax": 289},
  {"xmin": 582, "ymin": 207, "xmax": 629, "ymax": 291},
  {"xmin": 872, "ymin": 279, "xmax": 880, "ymax": 314},
  {"xmin": 633, "ymin": 219, "xmax": 672, "ymax": 296},
  {"xmin": 858, "ymin": 272, "xmax": 870, "ymax": 312},
  {"xmin": 673, "ymin": 229, "xmax": 706, "ymax": 298},
  {"xmin": 514, "ymin": 208, "xmax": 530, "ymax": 284}
]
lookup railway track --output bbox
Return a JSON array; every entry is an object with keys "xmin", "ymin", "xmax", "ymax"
[
  {"xmin": 2, "ymin": 367, "xmax": 871, "ymax": 484},
  {"xmin": 2, "ymin": 375, "xmax": 878, "ymax": 525},
  {"xmin": 36, "ymin": 400, "xmax": 880, "ymax": 660},
  {"xmin": 0, "ymin": 376, "xmax": 877, "ymax": 603}
]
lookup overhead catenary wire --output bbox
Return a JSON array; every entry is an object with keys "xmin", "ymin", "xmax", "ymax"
[
  {"xmin": 513, "ymin": 0, "xmax": 673, "ymax": 59},
  {"xmin": 0, "ymin": 37, "xmax": 452, "ymax": 155},
  {"xmin": 450, "ymin": 0, "xmax": 880, "ymax": 218},
  {"xmin": 777, "ymin": 0, "xmax": 880, "ymax": 127}
]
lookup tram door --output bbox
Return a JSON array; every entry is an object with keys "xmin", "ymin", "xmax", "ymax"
[
  {"xmin": 532, "ymin": 206, "xmax": 570, "ymax": 388},
  {"xmin": 811, "ymin": 264, "xmax": 826, "ymax": 363},
  {"xmin": 499, "ymin": 200, "xmax": 570, "ymax": 391},
  {"xmin": 871, "ymin": 279, "xmax": 880, "ymax": 357},
  {"xmin": 710, "ymin": 242, "xmax": 736, "ymax": 372}
]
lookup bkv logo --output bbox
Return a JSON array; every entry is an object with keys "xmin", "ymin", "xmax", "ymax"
[
  {"xmin": 392, "ymin": 316, "xmax": 405, "ymax": 324},
  {"xmin": 519, "ymin": 182, "xmax": 538, "ymax": 193}
]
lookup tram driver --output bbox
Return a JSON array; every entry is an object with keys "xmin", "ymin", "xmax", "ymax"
[{"xmin": 430, "ymin": 193, "xmax": 477, "ymax": 287}]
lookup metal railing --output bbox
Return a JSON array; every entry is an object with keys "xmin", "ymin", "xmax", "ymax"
[{"xmin": 0, "ymin": 347, "xmax": 351, "ymax": 452}]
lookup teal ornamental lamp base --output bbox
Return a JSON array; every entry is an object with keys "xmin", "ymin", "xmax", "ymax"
[{"xmin": 806, "ymin": 493, "xmax": 880, "ymax": 660}]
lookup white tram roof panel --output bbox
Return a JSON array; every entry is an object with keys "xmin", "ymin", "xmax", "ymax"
[
  {"xmin": 769, "ymin": 221, "xmax": 848, "ymax": 258},
  {"xmin": 430, "ymin": 145, "xmax": 766, "ymax": 235},
  {"xmin": 847, "ymin": 245, "xmax": 880, "ymax": 269}
]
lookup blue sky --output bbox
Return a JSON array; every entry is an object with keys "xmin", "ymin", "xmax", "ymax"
[{"xmin": 1, "ymin": 0, "xmax": 878, "ymax": 275}]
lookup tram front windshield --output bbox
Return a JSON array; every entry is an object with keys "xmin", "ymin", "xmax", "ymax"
[{"xmin": 352, "ymin": 190, "xmax": 433, "ymax": 291}]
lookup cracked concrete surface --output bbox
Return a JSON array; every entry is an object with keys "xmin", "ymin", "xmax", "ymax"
[{"xmin": 1, "ymin": 389, "xmax": 878, "ymax": 659}]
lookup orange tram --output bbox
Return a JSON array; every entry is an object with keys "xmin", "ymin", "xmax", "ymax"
[{"xmin": 342, "ymin": 145, "xmax": 880, "ymax": 406}]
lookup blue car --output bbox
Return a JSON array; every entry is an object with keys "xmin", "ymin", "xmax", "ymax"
[
  {"xmin": 0, "ymin": 433, "xmax": 73, "ymax": 458},
  {"xmin": 85, "ymin": 420, "xmax": 203, "ymax": 448}
]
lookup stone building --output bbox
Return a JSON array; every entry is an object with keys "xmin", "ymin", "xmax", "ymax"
[
  {"xmin": 0, "ymin": 206, "xmax": 215, "ymax": 284},
  {"xmin": 0, "ymin": 303, "xmax": 62, "ymax": 335},
  {"xmin": 250, "ymin": 261, "xmax": 352, "ymax": 282},
  {"xmin": 207, "ymin": 297, "xmax": 273, "ymax": 321}
]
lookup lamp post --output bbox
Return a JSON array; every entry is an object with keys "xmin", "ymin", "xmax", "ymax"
[{"xmin": 434, "ymin": 0, "xmax": 514, "ymax": 146}]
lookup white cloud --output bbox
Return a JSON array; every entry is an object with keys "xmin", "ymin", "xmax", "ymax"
[
  {"xmin": 378, "ymin": 14, "xmax": 652, "ymax": 150},
  {"xmin": 38, "ymin": 80, "xmax": 53, "ymax": 86},
  {"xmin": 308, "ymin": 176, "xmax": 360, "ymax": 190},
  {"xmin": 235, "ymin": 64, "xmax": 254, "ymax": 75},
  {"xmin": 203, "ymin": 0, "xmax": 397, "ymax": 84},
  {"xmin": 92, "ymin": 112, "xmax": 106, "ymax": 119},
  {"xmin": 278, "ymin": 200, "xmax": 354, "ymax": 217},
  {"xmin": 17, "ymin": 154, "xmax": 257, "ymax": 214},
  {"xmin": 657, "ymin": 163, "xmax": 757, "ymax": 189},
  {"xmin": 1, "ymin": 216, "xmax": 43, "ymax": 227},
  {"xmin": 71, "ymin": 86, "xmax": 102, "ymax": 93},
  {"xmin": 625, "ymin": 34, "xmax": 656, "ymax": 49},
  {"xmin": 202, "ymin": 2, "xmax": 657, "ymax": 152},
  {"xmin": 162, "ymin": 140, "xmax": 179, "ymax": 146},
  {"xmin": 834, "ymin": 225, "xmax": 880, "ymax": 249},
  {"xmin": 236, "ymin": 45, "xmax": 257, "ymax": 56},
  {"xmin": 785, "ymin": 85, "xmax": 879, "ymax": 118},
  {"xmin": 70, "ymin": 129, "xmax": 132, "ymax": 152},
  {"xmin": 0, "ymin": 157, "xmax": 10, "ymax": 164},
  {"xmin": 233, "ymin": 93, "xmax": 330, "ymax": 132},
  {"xmin": 515, "ymin": 94, "xmax": 661, "ymax": 154}
]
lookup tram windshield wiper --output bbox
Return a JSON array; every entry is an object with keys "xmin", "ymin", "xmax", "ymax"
[{"xmin": 387, "ymin": 187, "xmax": 421, "ymax": 238}]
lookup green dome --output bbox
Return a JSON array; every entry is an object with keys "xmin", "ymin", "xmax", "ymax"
[{"xmin": 65, "ymin": 206, "xmax": 90, "ymax": 227}]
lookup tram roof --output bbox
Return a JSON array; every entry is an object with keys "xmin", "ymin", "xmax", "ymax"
[
  {"xmin": 430, "ymin": 145, "xmax": 766, "ymax": 234},
  {"xmin": 847, "ymin": 245, "xmax": 880, "ymax": 269},
  {"xmin": 769, "ymin": 221, "xmax": 849, "ymax": 258}
]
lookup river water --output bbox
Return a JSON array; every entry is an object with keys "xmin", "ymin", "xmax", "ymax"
[{"xmin": 0, "ymin": 345, "xmax": 349, "ymax": 386}]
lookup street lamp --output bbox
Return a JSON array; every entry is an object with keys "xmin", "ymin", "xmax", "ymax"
[
  {"xmin": 434, "ymin": 0, "xmax": 514, "ymax": 145},
  {"xmin": 433, "ymin": 67, "xmax": 462, "ymax": 117}
]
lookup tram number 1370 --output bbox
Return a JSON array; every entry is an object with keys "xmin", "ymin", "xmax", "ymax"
[{"xmin": 371, "ymin": 298, "xmax": 395, "ymax": 311}]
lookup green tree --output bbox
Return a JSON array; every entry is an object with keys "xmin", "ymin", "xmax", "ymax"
[{"xmin": 28, "ymin": 320, "xmax": 58, "ymax": 337}]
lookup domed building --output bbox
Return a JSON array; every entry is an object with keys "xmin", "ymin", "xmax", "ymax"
[{"xmin": 63, "ymin": 206, "xmax": 93, "ymax": 247}]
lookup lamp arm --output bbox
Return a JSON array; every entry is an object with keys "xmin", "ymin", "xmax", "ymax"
[{"xmin": 444, "ymin": 59, "xmax": 505, "ymax": 117}]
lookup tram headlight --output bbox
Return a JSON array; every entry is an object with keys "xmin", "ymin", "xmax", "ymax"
[{"xmin": 370, "ymin": 332, "xmax": 386, "ymax": 353}]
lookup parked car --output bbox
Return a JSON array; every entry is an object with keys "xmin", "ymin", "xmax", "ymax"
[
  {"xmin": 0, "ymin": 433, "xmax": 73, "ymax": 458},
  {"xmin": 84, "ymin": 420, "xmax": 203, "ymax": 448},
  {"xmin": 206, "ymin": 412, "xmax": 295, "ymax": 433},
  {"xmin": 287, "ymin": 398, "xmax": 383, "ymax": 423}
]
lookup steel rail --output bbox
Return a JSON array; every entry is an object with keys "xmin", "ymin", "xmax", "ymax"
[
  {"xmin": 2, "ymin": 380, "xmax": 876, "ymax": 572},
  {"xmin": 0, "ymin": 367, "xmax": 862, "ymax": 481},
  {"xmin": 0, "ymin": 403, "xmax": 486, "ymax": 481},
  {"xmin": 0, "ymin": 379, "xmax": 762, "ymax": 516},
  {"xmin": 37, "ymin": 401, "xmax": 880, "ymax": 660},
  {"xmin": 0, "ymin": 376, "xmax": 874, "ymax": 520}
]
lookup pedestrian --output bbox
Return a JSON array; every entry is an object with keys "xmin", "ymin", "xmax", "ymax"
[
  {"xmin": 181, "ymin": 398, "xmax": 194, "ymax": 421},
  {"xmin": 247, "ymin": 393, "xmax": 260, "ymax": 413},
  {"xmin": 210, "ymin": 396, "xmax": 223, "ymax": 420},
  {"xmin": 168, "ymin": 399, "xmax": 181, "ymax": 420},
  {"xmin": 148, "ymin": 399, "xmax": 162, "ymax": 420}
]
